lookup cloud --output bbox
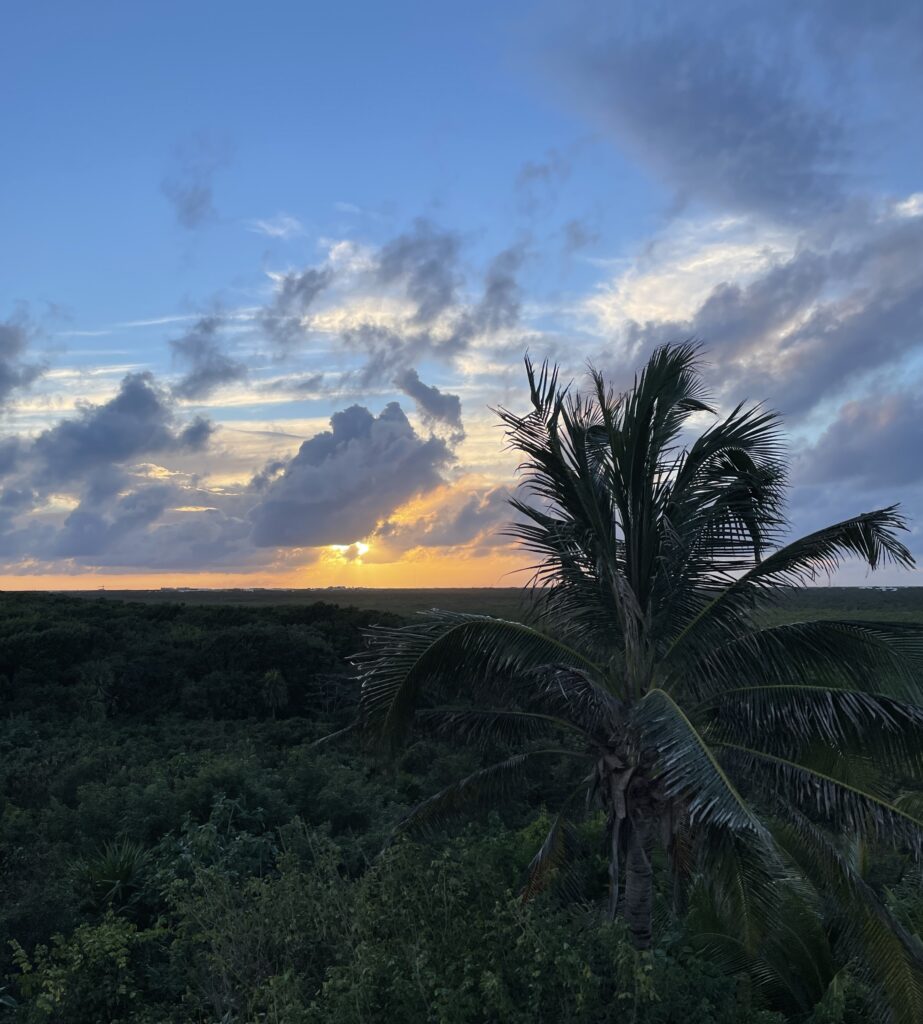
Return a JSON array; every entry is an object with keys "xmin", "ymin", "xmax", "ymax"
[
  {"xmin": 375, "ymin": 483, "xmax": 512, "ymax": 552},
  {"xmin": 0, "ymin": 310, "xmax": 45, "ymax": 403},
  {"xmin": 796, "ymin": 387, "xmax": 923, "ymax": 490},
  {"xmin": 52, "ymin": 483, "xmax": 174, "ymax": 557},
  {"xmin": 334, "ymin": 233, "xmax": 526, "ymax": 387},
  {"xmin": 53, "ymin": 493, "xmax": 254, "ymax": 570},
  {"xmin": 170, "ymin": 316, "xmax": 248, "ymax": 399},
  {"xmin": 376, "ymin": 219, "xmax": 463, "ymax": 325},
  {"xmin": 263, "ymin": 373, "xmax": 325, "ymax": 396},
  {"xmin": 517, "ymin": 149, "xmax": 570, "ymax": 189},
  {"xmin": 516, "ymin": 148, "xmax": 571, "ymax": 215},
  {"xmin": 598, "ymin": 204, "xmax": 923, "ymax": 417},
  {"xmin": 474, "ymin": 245, "xmax": 525, "ymax": 334},
  {"xmin": 249, "ymin": 402, "xmax": 453, "ymax": 547},
  {"xmin": 0, "ymin": 367, "xmax": 237, "ymax": 571},
  {"xmin": 393, "ymin": 367, "xmax": 463, "ymax": 433},
  {"xmin": 247, "ymin": 214, "xmax": 304, "ymax": 239},
  {"xmin": 570, "ymin": 29, "xmax": 843, "ymax": 220},
  {"xmin": 261, "ymin": 266, "xmax": 334, "ymax": 345},
  {"xmin": 32, "ymin": 372, "xmax": 213, "ymax": 486},
  {"xmin": 0, "ymin": 439, "xmax": 22, "ymax": 477},
  {"xmin": 161, "ymin": 135, "xmax": 231, "ymax": 229},
  {"xmin": 562, "ymin": 219, "xmax": 599, "ymax": 253}
]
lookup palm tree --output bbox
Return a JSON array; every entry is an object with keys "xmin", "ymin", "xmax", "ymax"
[{"xmin": 353, "ymin": 344, "xmax": 923, "ymax": 1019}]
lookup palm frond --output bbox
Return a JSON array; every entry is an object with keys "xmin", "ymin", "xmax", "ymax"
[
  {"xmin": 692, "ymin": 825, "xmax": 785, "ymax": 952},
  {"xmin": 666, "ymin": 401, "xmax": 786, "ymax": 560},
  {"xmin": 521, "ymin": 810, "xmax": 584, "ymax": 903},
  {"xmin": 718, "ymin": 743, "xmax": 923, "ymax": 853},
  {"xmin": 355, "ymin": 612, "xmax": 602, "ymax": 743},
  {"xmin": 395, "ymin": 749, "xmax": 588, "ymax": 837},
  {"xmin": 664, "ymin": 508, "xmax": 915, "ymax": 668},
  {"xmin": 523, "ymin": 666, "xmax": 622, "ymax": 740},
  {"xmin": 416, "ymin": 706, "xmax": 593, "ymax": 747},
  {"xmin": 774, "ymin": 814, "xmax": 923, "ymax": 1024},
  {"xmin": 633, "ymin": 688, "xmax": 763, "ymax": 831},
  {"xmin": 699, "ymin": 684, "xmax": 923, "ymax": 771},
  {"xmin": 748, "ymin": 507, "xmax": 913, "ymax": 582},
  {"xmin": 679, "ymin": 619, "xmax": 923, "ymax": 700},
  {"xmin": 687, "ymin": 873, "xmax": 836, "ymax": 1013}
]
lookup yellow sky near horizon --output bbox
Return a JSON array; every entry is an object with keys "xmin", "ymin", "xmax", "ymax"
[{"xmin": 0, "ymin": 549, "xmax": 532, "ymax": 591}]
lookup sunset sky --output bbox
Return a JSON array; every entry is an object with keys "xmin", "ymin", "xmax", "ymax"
[{"xmin": 3, "ymin": 0, "xmax": 923, "ymax": 588}]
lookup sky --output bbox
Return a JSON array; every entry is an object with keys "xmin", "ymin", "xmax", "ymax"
[{"xmin": 2, "ymin": 0, "xmax": 923, "ymax": 589}]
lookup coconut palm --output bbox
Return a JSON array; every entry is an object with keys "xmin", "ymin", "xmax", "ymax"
[{"xmin": 353, "ymin": 344, "xmax": 923, "ymax": 1020}]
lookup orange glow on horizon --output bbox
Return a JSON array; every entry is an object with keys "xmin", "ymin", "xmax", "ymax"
[{"xmin": 0, "ymin": 550, "xmax": 531, "ymax": 592}]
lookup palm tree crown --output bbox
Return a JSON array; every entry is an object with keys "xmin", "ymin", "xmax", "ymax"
[{"xmin": 352, "ymin": 344, "xmax": 923, "ymax": 1021}]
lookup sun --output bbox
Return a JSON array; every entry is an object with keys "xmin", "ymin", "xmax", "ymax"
[{"xmin": 327, "ymin": 541, "xmax": 370, "ymax": 563}]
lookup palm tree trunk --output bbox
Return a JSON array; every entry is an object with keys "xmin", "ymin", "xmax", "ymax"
[
  {"xmin": 624, "ymin": 815, "xmax": 654, "ymax": 949},
  {"xmin": 606, "ymin": 814, "xmax": 622, "ymax": 920}
]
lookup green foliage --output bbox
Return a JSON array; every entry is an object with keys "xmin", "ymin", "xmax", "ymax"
[
  {"xmin": 9, "ymin": 913, "xmax": 168, "ymax": 1024},
  {"xmin": 77, "ymin": 837, "xmax": 151, "ymax": 920},
  {"xmin": 351, "ymin": 345, "xmax": 923, "ymax": 1019},
  {"xmin": 0, "ymin": 583, "xmax": 920, "ymax": 1022}
]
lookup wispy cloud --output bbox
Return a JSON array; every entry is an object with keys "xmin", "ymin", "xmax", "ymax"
[{"xmin": 246, "ymin": 214, "xmax": 304, "ymax": 239}]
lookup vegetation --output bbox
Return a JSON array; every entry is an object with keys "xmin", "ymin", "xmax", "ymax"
[
  {"xmin": 0, "ymin": 584, "xmax": 919, "ymax": 1022},
  {"xmin": 352, "ymin": 345, "xmax": 923, "ymax": 1021},
  {"xmin": 0, "ymin": 348, "xmax": 921, "ymax": 1022}
]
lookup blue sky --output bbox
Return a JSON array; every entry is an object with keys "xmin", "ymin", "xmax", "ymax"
[{"xmin": 2, "ymin": 0, "xmax": 923, "ymax": 586}]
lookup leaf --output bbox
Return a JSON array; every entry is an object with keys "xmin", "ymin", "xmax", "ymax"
[
  {"xmin": 633, "ymin": 688, "xmax": 762, "ymax": 832},
  {"xmin": 774, "ymin": 813, "xmax": 923, "ymax": 1024},
  {"xmin": 680, "ymin": 619, "xmax": 923, "ymax": 700},
  {"xmin": 664, "ymin": 507, "xmax": 915, "ymax": 670},
  {"xmin": 699, "ymin": 684, "xmax": 923, "ymax": 772},
  {"xmin": 395, "ymin": 749, "xmax": 588, "ymax": 837},
  {"xmin": 416, "ymin": 706, "xmax": 592, "ymax": 747},
  {"xmin": 717, "ymin": 743, "xmax": 923, "ymax": 854},
  {"xmin": 354, "ymin": 612, "xmax": 601, "ymax": 744},
  {"xmin": 521, "ymin": 811, "xmax": 583, "ymax": 903}
]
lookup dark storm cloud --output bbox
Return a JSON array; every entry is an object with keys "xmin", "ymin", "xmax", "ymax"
[
  {"xmin": 160, "ymin": 135, "xmax": 231, "ymax": 229},
  {"xmin": 0, "ymin": 311, "xmax": 45, "ymax": 403},
  {"xmin": 51, "ymin": 485, "xmax": 255, "ymax": 570},
  {"xmin": 393, "ymin": 367, "xmax": 463, "ymax": 432},
  {"xmin": 95, "ymin": 509, "xmax": 253, "ymax": 570},
  {"xmin": 260, "ymin": 266, "xmax": 334, "ymax": 346},
  {"xmin": 170, "ymin": 316, "xmax": 248, "ymax": 399},
  {"xmin": 249, "ymin": 402, "xmax": 453, "ymax": 548},
  {"xmin": 32, "ymin": 372, "xmax": 213, "ymax": 485},
  {"xmin": 376, "ymin": 219, "xmax": 463, "ymax": 325}
]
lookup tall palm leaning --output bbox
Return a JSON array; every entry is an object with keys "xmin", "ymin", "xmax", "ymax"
[{"xmin": 352, "ymin": 344, "xmax": 923, "ymax": 1019}]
